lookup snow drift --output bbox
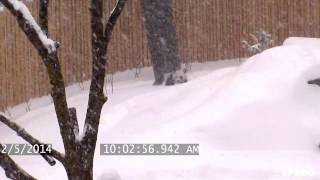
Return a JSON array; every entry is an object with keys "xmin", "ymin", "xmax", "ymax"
[{"xmin": 1, "ymin": 38, "xmax": 320, "ymax": 179}]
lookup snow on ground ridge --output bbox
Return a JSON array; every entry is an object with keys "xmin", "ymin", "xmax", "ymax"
[{"xmin": 1, "ymin": 38, "xmax": 320, "ymax": 179}]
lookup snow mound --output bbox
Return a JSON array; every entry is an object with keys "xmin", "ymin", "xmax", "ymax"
[
  {"xmin": 2, "ymin": 38, "xmax": 320, "ymax": 179},
  {"xmin": 98, "ymin": 169, "xmax": 121, "ymax": 180},
  {"xmin": 96, "ymin": 37, "xmax": 320, "ymax": 179},
  {"xmin": 283, "ymin": 37, "xmax": 320, "ymax": 47}
]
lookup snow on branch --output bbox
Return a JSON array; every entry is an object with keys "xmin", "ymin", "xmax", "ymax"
[
  {"xmin": 1, "ymin": 0, "xmax": 33, "ymax": 12},
  {"xmin": 0, "ymin": 0, "xmax": 56, "ymax": 54}
]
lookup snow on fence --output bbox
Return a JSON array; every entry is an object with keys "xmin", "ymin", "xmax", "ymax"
[{"xmin": 1, "ymin": 0, "xmax": 320, "ymax": 111}]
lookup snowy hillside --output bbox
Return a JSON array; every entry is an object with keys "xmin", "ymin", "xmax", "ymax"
[{"xmin": 1, "ymin": 38, "xmax": 320, "ymax": 179}]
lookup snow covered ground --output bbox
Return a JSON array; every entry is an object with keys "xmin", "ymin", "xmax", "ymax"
[{"xmin": 1, "ymin": 38, "xmax": 320, "ymax": 179}]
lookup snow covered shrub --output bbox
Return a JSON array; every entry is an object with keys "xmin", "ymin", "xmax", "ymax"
[{"xmin": 242, "ymin": 30, "xmax": 273, "ymax": 54}]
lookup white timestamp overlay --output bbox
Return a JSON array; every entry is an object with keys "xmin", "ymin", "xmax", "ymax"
[
  {"xmin": 0, "ymin": 144, "xmax": 52, "ymax": 155},
  {"xmin": 100, "ymin": 144, "xmax": 199, "ymax": 155}
]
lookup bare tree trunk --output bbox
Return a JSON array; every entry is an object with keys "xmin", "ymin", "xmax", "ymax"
[
  {"xmin": 64, "ymin": 1, "xmax": 127, "ymax": 179},
  {"xmin": 141, "ymin": 0, "xmax": 187, "ymax": 85},
  {"xmin": 65, "ymin": 152, "xmax": 93, "ymax": 180}
]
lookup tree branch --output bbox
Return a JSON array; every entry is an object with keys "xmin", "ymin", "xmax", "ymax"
[
  {"xmin": 82, "ymin": 0, "xmax": 126, "ymax": 150},
  {"xmin": 104, "ymin": 0, "xmax": 126, "ymax": 43},
  {"xmin": 0, "ymin": 144, "xmax": 36, "ymax": 180},
  {"xmin": 0, "ymin": 0, "xmax": 56, "ymax": 57},
  {"xmin": 0, "ymin": 0, "xmax": 128, "ymax": 178},
  {"xmin": 308, "ymin": 78, "xmax": 320, "ymax": 86},
  {"xmin": 39, "ymin": 0, "xmax": 49, "ymax": 35},
  {"xmin": 0, "ymin": 115, "xmax": 65, "ymax": 165},
  {"xmin": 0, "ymin": 0, "xmax": 78, "ymax": 155},
  {"xmin": 69, "ymin": 107, "xmax": 79, "ymax": 138}
]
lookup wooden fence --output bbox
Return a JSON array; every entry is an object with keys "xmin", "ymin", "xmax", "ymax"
[{"xmin": 1, "ymin": 0, "xmax": 320, "ymax": 111}]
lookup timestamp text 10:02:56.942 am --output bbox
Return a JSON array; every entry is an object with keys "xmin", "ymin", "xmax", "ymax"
[{"xmin": 100, "ymin": 143, "xmax": 199, "ymax": 155}]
